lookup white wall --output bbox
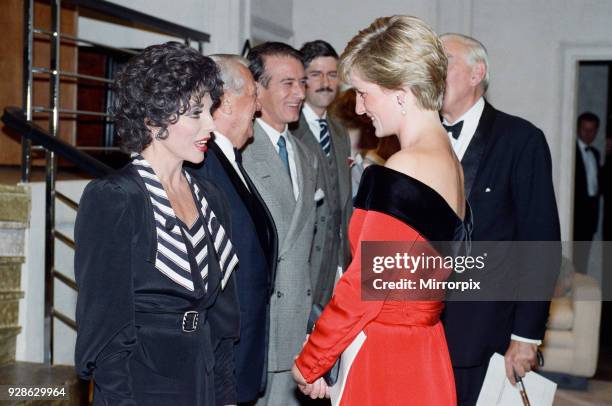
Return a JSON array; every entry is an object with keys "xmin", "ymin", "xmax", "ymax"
[
  {"xmin": 78, "ymin": 0, "xmax": 247, "ymax": 54},
  {"xmin": 293, "ymin": 0, "xmax": 612, "ymax": 239},
  {"xmin": 250, "ymin": 0, "xmax": 294, "ymax": 43},
  {"xmin": 293, "ymin": 0, "xmax": 435, "ymax": 50}
]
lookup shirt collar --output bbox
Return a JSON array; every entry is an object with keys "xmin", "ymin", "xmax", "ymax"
[
  {"xmin": 256, "ymin": 118, "xmax": 288, "ymax": 145},
  {"xmin": 303, "ymin": 102, "xmax": 327, "ymax": 124},
  {"xmin": 213, "ymin": 131, "xmax": 235, "ymax": 163},
  {"xmin": 443, "ymin": 97, "xmax": 485, "ymax": 128}
]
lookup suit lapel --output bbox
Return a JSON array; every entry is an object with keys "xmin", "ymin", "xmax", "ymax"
[
  {"xmin": 209, "ymin": 141, "xmax": 252, "ymax": 204},
  {"xmin": 294, "ymin": 112, "xmax": 334, "ymax": 157},
  {"xmin": 292, "ymin": 113, "xmax": 311, "ymax": 141},
  {"xmin": 328, "ymin": 116, "xmax": 351, "ymax": 206},
  {"xmin": 247, "ymin": 123, "xmax": 296, "ymax": 208},
  {"xmin": 280, "ymin": 133, "xmax": 311, "ymax": 257},
  {"xmin": 461, "ymin": 101, "xmax": 497, "ymax": 198}
]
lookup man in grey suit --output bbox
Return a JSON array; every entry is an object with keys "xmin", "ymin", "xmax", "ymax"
[
  {"xmin": 291, "ymin": 40, "xmax": 352, "ymax": 307},
  {"xmin": 243, "ymin": 42, "xmax": 319, "ymax": 405}
]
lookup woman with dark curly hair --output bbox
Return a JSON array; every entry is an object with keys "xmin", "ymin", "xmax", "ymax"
[{"xmin": 74, "ymin": 41, "xmax": 240, "ymax": 406}]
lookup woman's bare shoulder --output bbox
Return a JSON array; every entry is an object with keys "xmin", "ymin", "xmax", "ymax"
[
  {"xmin": 385, "ymin": 148, "xmax": 455, "ymax": 183},
  {"xmin": 385, "ymin": 148, "xmax": 464, "ymax": 215}
]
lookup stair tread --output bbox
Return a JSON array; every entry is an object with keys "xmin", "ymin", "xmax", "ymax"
[
  {"xmin": 0, "ymin": 362, "xmax": 78, "ymax": 385},
  {"xmin": 0, "ymin": 362, "xmax": 86, "ymax": 405}
]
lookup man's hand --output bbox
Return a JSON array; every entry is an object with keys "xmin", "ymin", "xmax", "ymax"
[{"xmin": 504, "ymin": 340, "xmax": 538, "ymax": 384}]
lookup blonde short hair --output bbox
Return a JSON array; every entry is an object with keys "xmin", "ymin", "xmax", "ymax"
[{"xmin": 339, "ymin": 15, "xmax": 447, "ymax": 111}]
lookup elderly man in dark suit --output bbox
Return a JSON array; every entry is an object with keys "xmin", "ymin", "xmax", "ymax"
[
  {"xmin": 190, "ymin": 54, "xmax": 278, "ymax": 405},
  {"xmin": 573, "ymin": 111, "xmax": 601, "ymax": 273},
  {"xmin": 439, "ymin": 33, "xmax": 561, "ymax": 406},
  {"xmin": 290, "ymin": 40, "xmax": 352, "ymax": 307}
]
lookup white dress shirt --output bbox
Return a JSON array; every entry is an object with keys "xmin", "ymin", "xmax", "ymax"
[
  {"xmin": 256, "ymin": 118, "xmax": 299, "ymax": 200},
  {"xmin": 446, "ymin": 97, "xmax": 542, "ymax": 346},
  {"xmin": 577, "ymin": 138, "xmax": 599, "ymax": 196},
  {"xmin": 444, "ymin": 97, "xmax": 485, "ymax": 161},
  {"xmin": 303, "ymin": 102, "xmax": 327, "ymax": 143},
  {"xmin": 213, "ymin": 131, "xmax": 249, "ymax": 191}
]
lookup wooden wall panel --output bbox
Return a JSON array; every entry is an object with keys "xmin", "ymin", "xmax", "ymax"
[
  {"xmin": 0, "ymin": 0, "xmax": 78, "ymax": 166},
  {"xmin": 0, "ymin": 0, "xmax": 25, "ymax": 166}
]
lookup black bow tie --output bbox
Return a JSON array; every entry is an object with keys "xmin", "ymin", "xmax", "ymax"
[
  {"xmin": 443, "ymin": 121, "xmax": 464, "ymax": 140},
  {"xmin": 585, "ymin": 145, "xmax": 595, "ymax": 154}
]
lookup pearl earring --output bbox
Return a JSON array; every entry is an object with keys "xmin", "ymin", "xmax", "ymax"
[{"xmin": 398, "ymin": 97, "xmax": 406, "ymax": 115}]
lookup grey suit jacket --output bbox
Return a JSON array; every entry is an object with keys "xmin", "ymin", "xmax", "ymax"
[
  {"xmin": 291, "ymin": 112, "xmax": 352, "ymax": 306},
  {"xmin": 241, "ymin": 121, "xmax": 318, "ymax": 372}
]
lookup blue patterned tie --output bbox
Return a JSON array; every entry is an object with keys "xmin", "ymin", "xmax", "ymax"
[
  {"xmin": 277, "ymin": 134, "xmax": 291, "ymax": 177},
  {"xmin": 318, "ymin": 118, "xmax": 331, "ymax": 156}
]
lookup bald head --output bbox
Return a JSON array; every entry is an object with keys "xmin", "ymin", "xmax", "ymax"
[{"xmin": 440, "ymin": 34, "xmax": 489, "ymax": 123}]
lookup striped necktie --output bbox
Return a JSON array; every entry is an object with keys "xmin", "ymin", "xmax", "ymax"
[{"xmin": 318, "ymin": 118, "xmax": 331, "ymax": 156}]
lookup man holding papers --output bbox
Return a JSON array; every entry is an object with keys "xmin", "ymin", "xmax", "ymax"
[{"xmin": 439, "ymin": 33, "xmax": 561, "ymax": 406}]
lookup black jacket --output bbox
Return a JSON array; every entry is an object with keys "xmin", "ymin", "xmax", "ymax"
[
  {"xmin": 74, "ymin": 163, "xmax": 240, "ymax": 405},
  {"xmin": 442, "ymin": 101, "xmax": 561, "ymax": 367},
  {"xmin": 574, "ymin": 142, "xmax": 601, "ymax": 240}
]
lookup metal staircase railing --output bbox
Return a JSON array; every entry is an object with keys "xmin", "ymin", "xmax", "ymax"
[{"xmin": 15, "ymin": 0, "xmax": 211, "ymax": 365}]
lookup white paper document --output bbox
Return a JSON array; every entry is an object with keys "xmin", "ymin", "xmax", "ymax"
[
  {"xmin": 330, "ymin": 331, "xmax": 367, "ymax": 406},
  {"xmin": 477, "ymin": 353, "xmax": 557, "ymax": 406}
]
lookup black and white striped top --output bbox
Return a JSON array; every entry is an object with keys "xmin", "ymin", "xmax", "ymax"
[{"xmin": 132, "ymin": 155, "xmax": 238, "ymax": 292}]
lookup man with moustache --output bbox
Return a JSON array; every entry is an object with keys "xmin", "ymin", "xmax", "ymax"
[
  {"xmin": 243, "ymin": 42, "xmax": 319, "ymax": 405},
  {"xmin": 439, "ymin": 33, "xmax": 561, "ymax": 406},
  {"xmin": 191, "ymin": 54, "xmax": 277, "ymax": 405},
  {"xmin": 291, "ymin": 40, "xmax": 352, "ymax": 307}
]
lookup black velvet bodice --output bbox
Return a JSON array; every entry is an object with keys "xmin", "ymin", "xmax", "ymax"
[{"xmin": 354, "ymin": 165, "xmax": 472, "ymax": 251}]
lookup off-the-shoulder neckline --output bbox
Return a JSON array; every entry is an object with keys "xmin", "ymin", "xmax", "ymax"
[{"xmin": 364, "ymin": 165, "xmax": 466, "ymax": 222}]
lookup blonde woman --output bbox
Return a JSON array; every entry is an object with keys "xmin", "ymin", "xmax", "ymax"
[{"xmin": 292, "ymin": 16, "xmax": 469, "ymax": 405}]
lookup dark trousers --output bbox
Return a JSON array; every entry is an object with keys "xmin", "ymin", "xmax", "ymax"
[
  {"xmin": 454, "ymin": 364, "xmax": 488, "ymax": 406},
  {"xmin": 573, "ymin": 195, "xmax": 599, "ymax": 273}
]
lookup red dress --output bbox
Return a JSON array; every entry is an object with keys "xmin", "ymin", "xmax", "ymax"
[{"xmin": 296, "ymin": 166, "xmax": 467, "ymax": 405}]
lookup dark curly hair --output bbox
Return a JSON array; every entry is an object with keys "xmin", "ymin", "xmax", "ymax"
[{"xmin": 112, "ymin": 41, "xmax": 224, "ymax": 153}]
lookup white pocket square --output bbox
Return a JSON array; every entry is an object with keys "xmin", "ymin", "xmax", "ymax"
[{"xmin": 314, "ymin": 188, "xmax": 325, "ymax": 202}]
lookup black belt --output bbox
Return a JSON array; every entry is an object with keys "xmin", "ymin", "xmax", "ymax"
[{"xmin": 135, "ymin": 310, "xmax": 207, "ymax": 333}]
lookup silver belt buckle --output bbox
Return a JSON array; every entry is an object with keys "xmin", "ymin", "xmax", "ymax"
[{"xmin": 182, "ymin": 311, "xmax": 199, "ymax": 333}]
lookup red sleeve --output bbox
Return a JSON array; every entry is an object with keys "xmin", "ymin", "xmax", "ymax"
[{"xmin": 295, "ymin": 210, "xmax": 419, "ymax": 382}]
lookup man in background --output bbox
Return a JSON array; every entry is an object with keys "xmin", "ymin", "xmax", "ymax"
[
  {"xmin": 573, "ymin": 111, "xmax": 601, "ymax": 273},
  {"xmin": 291, "ymin": 40, "xmax": 352, "ymax": 307}
]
